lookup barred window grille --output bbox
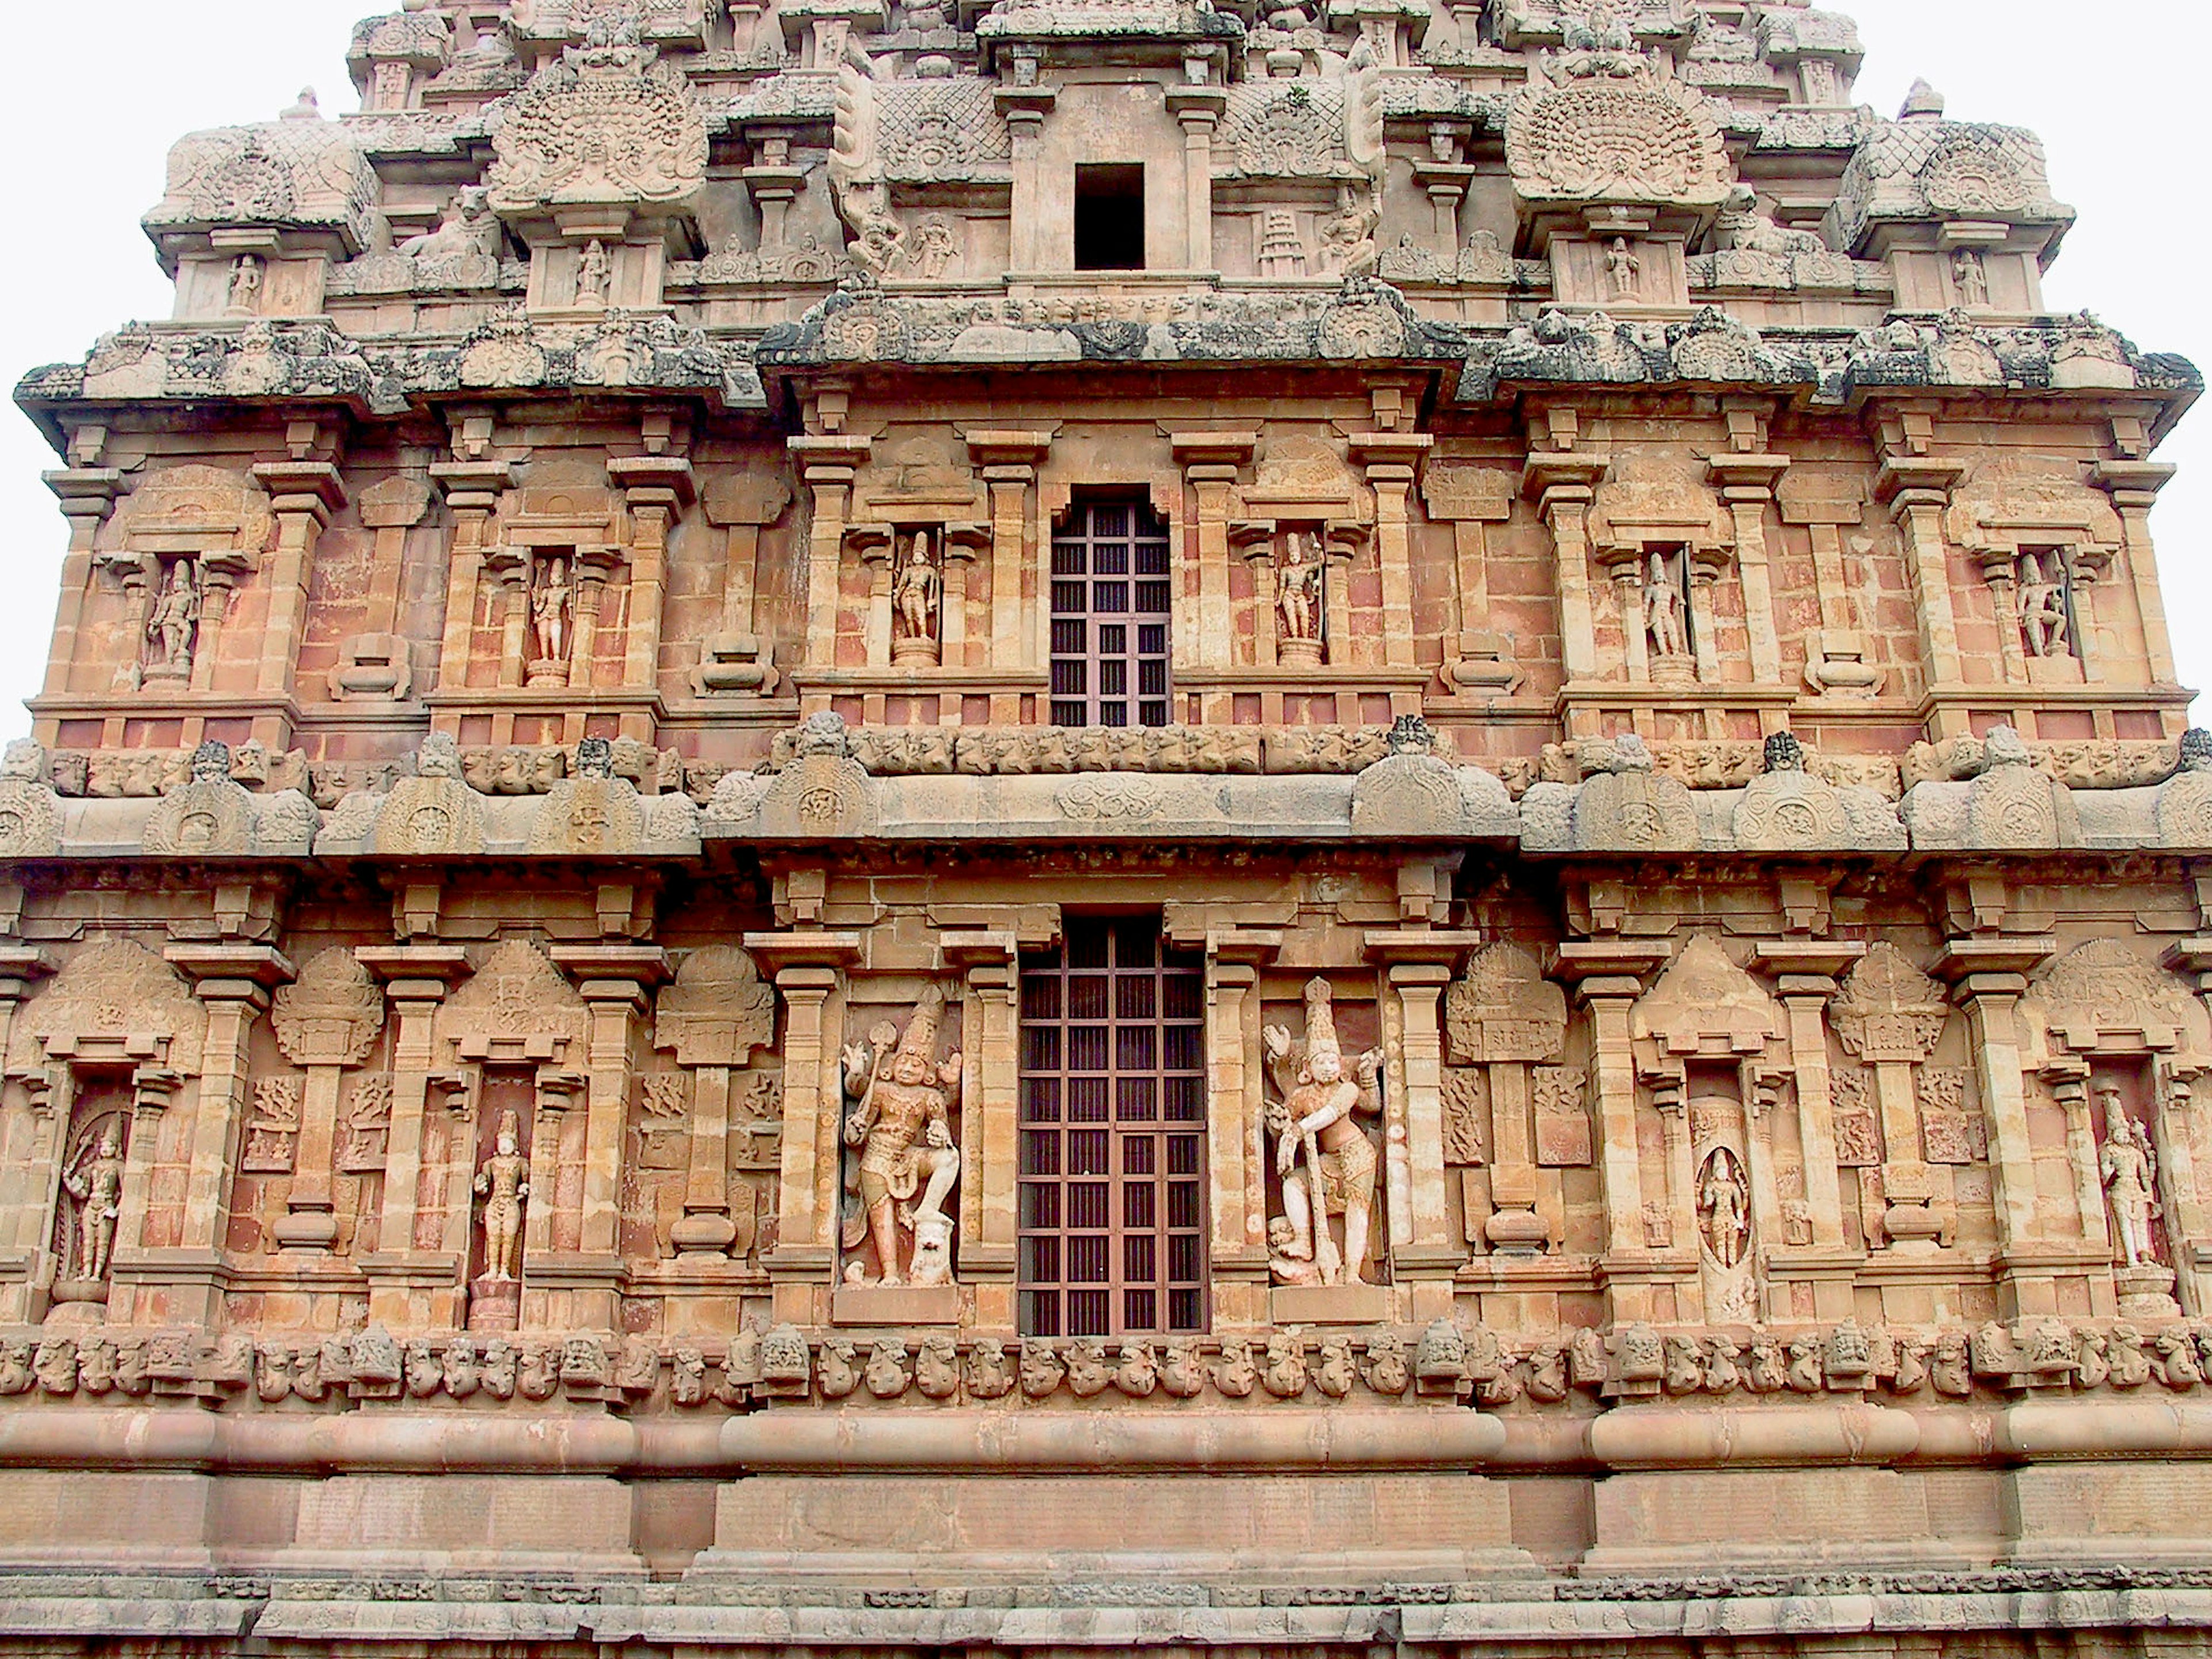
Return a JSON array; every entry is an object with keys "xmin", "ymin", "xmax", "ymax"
[
  {"xmin": 1048, "ymin": 500, "xmax": 1173, "ymax": 729},
  {"xmin": 1017, "ymin": 915, "xmax": 1207, "ymax": 1337}
]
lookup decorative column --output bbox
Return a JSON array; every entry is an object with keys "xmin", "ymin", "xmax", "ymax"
[
  {"xmin": 483, "ymin": 546, "xmax": 534, "ymax": 688},
  {"xmin": 1940, "ymin": 935, "xmax": 2061, "ymax": 1317},
  {"xmin": 1321, "ymin": 521, "xmax": 1369, "ymax": 669},
  {"xmin": 2093, "ymin": 459, "xmax": 2180, "ymax": 688},
  {"xmin": 1707, "ymin": 450, "xmax": 1788, "ymax": 687},
  {"xmin": 941, "ymin": 522, "xmax": 988, "ymax": 672},
  {"xmin": 851, "ymin": 525, "xmax": 896, "ymax": 667},
  {"xmin": 1686, "ymin": 544, "xmax": 1729, "ymax": 686},
  {"xmin": 1524, "ymin": 452, "xmax": 1611, "ymax": 704},
  {"xmin": 1554, "ymin": 941, "xmax": 1669, "ymax": 1298},
  {"xmin": 567, "ymin": 546, "xmax": 622, "ymax": 690},
  {"xmin": 747, "ymin": 930, "xmax": 861, "ymax": 1325},
  {"xmin": 430, "ymin": 456, "xmax": 513, "ymax": 695},
  {"xmin": 250, "ymin": 459, "xmax": 347, "ymax": 696},
  {"xmin": 1370, "ymin": 928, "xmax": 1481, "ymax": 1324},
  {"xmin": 0, "ymin": 950, "xmax": 55, "ymax": 1308},
  {"xmin": 1349, "ymin": 433, "xmax": 1430, "ymax": 671},
  {"xmin": 552, "ymin": 946, "xmax": 669, "ymax": 1260},
  {"xmin": 964, "ymin": 432, "xmax": 1052, "ymax": 677},
  {"xmin": 355, "ymin": 945, "xmax": 472, "ymax": 1331},
  {"xmin": 1230, "ymin": 521, "xmax": 1278, "ymax": 668},
  {"xmin": 1596, "ymin": 544, "xmax": 1651, "ymax": 684},
  {"xmin": 789, "ymin": 435, "xmax": 873, "ymax": 677},
  {"xmin": 185, "ymin": 552, "xmax": 253, "ymax": 695},
  {"xmin": 163, "ymin": 945, "xmax": 294, "ymax": 1324},
  {"xmin": 1193, "ymin": 927, "xmax": 1278, "ymax": 1331},
  {"xmin": 1874, "ymin": 451, "xmax": 1968, "ymax": 721},
  {"xmin": 1170, "ymin": 433, "xmax": 1257, "ymax": 683},
  {"xmin": 999, "ymin": 80, "xmax": 1056, "ymax": 270},
  {"xmin": 1755, "ymin": 942, "xmax": 1862, "ymax": 1316},
  {"xmin": 1165, "ymin": 83, "xmax": 1225, "ymax": 270},
  {"xmin": 609, "ymin": 452, "xmax": 694, "ymax": 694},
  {"xmin": 39, "ymin": 466, "xmax": 127, "ymax": 700},
  {"xmin": 942, "ymin": 930, "xmax": 1018, "ymax": 1329}
]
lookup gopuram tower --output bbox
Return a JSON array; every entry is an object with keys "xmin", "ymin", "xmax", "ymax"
[{"xmin": 1, "ymin": 0, "xmax": 2210, "ymax": 1649}]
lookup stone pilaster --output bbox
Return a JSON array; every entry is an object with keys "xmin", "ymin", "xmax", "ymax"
[
  {"xmin": 748, "ymin": 931, "xmax": 861, "ymax": 1325},
  {"xmin": 354, "ymin": 945, "xmax": 472, "ymax": 1331}
]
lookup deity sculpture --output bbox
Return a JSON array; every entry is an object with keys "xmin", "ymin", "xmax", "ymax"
[
  {"xmin": 576, "ymin": 238, "xmax": 611, "ymax": 306},
  {"xmin": 474, "ymin": 1110, "xmax": 530, "ymax": 1282},
  {"xmin": 1644, "ymin": 550, "xmax": 1688, "ymax": 659},
  {"xmin": 532, "ymin": 557, "xmax": 573, "ymax": 664},
  {"xmin": 1953, "ymin": 250, "xmax": 1990, "ymax": 309},
  {"xmin": 61, "ymin": 1122, "xmax": 126, "ymax": 1284},
  {"xmin": 145, "ymin": 562, "xmax": 201, "ymax": 677},
  {"xmin": 1605, "ymin": 237, "xmax": 1641, "ymax": 298},
  {"xmin": 910, "ymin": 215, "xmax": 957, "ymax": 279},
  {"xmin": 1264, "ymin": 977, "xmax": 1385, "ymax": 1286},
  {"xmin": 1278, "ymin": 532, "xmax": 1324, "ymax": 660},
  {"xmin": 1696, "ymin": 1145, "xmax": 1749, "ymax": 1269},
  {"xmin": 2100, "ymin": 1101, "xmax": 2161, "ymax": 1268},
  {"xmin": 840, "ymin": 986, "xmax": 963, "ymax": 1286},
  {"xmin": 2017, "ymin": 550, "xmax": 2071, "ymax": 658},
  {"xmin": 227, "ymin": 255, "xmax": 263, "ymax": 316},
  {"xmin": 890, "ymin": 531, "xmax": 941, "ymax": 665}
]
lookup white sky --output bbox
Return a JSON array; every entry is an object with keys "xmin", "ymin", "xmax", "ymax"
[{"xmin": 0, "ymin": 1, "xmax": 2202, "ymax": 726}]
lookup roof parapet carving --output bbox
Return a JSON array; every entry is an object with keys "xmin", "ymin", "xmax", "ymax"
[
  {"xmin": 143, "ymin": 96, "xmax": 379, "ymax": 264},
  {"xmin": 974, "ymin": 0, "xmax": 1245, "ymax": 47},
  {"xmin": 484, "ymin": 19, "xmax": 710, "ymax": 220},
  {"xmin": 1506, "ymin": 42, "xmax": 1731, "ymax": 217},
  {"xmin": 1828, "ymin": 82, "xmax": 2073, "ymax": 256}
]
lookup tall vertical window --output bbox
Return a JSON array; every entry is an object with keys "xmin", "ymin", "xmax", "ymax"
[
  {"xmin": 1018, "ymin": 916, "xmax": 1207, "ymax": 1337},
  {"xmin": 1050, "ymin": 500, "xmax": 1172, "ymax": 728}
]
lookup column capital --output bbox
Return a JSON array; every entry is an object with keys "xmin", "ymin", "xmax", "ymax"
[
  {"xmin": 1936, "ymin": 936, "xmax": 2056, "ymax": 987},
  {"xmin": 354, "ymin": 944, "xmax": 472, "ymax": 998},
  {"xmin": 1549, "ymin": 939, "xmax": 1670, "ymax": 992},
  {"xmin": 745, "ymin": 931, "xmax": 863, "ymax": 974},
  {"xmin": 1168, "ymin": 430, "xmax": 1257, "ymax": 470},
  {"xmin": 163, "ymin": 944, "xmax": 294, "ymax": 1002}
]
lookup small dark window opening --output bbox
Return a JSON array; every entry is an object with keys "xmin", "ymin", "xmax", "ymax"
[{"xmin": 1074, "ymin": 164, "xmax": 1146, "ymax": 271}]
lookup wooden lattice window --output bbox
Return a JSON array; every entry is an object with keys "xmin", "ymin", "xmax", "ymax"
[
  {"xmin": 1018, "ymin": 916, "xmax": 1207, "ymax": 1337},
  {"xmin": 1049, "ymin": 500, "xmax": 1172, "ymax": 728}
]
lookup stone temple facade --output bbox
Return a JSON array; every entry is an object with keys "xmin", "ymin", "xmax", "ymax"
[{"xmin": 3, "ymin": 0, "xmax": 2211, "ymax": 1649}]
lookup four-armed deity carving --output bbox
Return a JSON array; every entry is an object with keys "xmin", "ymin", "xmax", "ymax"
[
  {"xmin": 842, "ymin": 986, "xmax": 963, "ymax": 1287},
  {"xmin": 1266, "ymin": 978, "xmax": 1385, "ymax": 1287}
]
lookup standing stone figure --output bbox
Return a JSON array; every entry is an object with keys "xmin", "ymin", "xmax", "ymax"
[
  {"xmin": 227, "ymin": 255, "xmax": 264, "ymax": 315},
  {"xmin": 891, "ymin": 532, "xmax": 941, "ymax": 663},
  {"xmin": 474, "ymin": 1110, "xmax": 530, "ymax": 1281},
  {"xmin": 2017, "ymin": 550, "xmax": 2070, "ymax": 658},
  {"xmin": 1264, "ymin": 977, "xmax": 1385, "ymax": 1287},
  {"xmin": 1278, "ymin": 532, "xmax": 1323, "ymax": 653},
  {"xmin": 1696, "ymin": 1146, "xmax": 1750, "ymax": 1269},
  {"xmin": 1644, "ymin": 550, "xmax": 1688, "ymax": 659},
  {"xmin": 841, "ymin": 986, "xmax": 963, "ymax": 1286},
  {"xmin": 61, "ymin": 1121, "xmax": 126, "ymax": 1284},
  {"xmin": 532, "ymin": 558, "xmax": 572, "ymax": 664},
  {"xmin": 1606, "ymin": 237, "xmax": 1641, "ymax": 298},
  {"xmin": 1953, "ymin": 250, "xmax": 1990, "ymax": 308},
  {"xmin": 146, "ymin": 562, "xmax": 201, "ymax": 676},
  {"xmin": 2100, "ymin": 1101, "xmax": 2161, "ymax": 1267},
  {"xmin": 576, "ymin": 238, "xmax": 610, "ymax": 306}
]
